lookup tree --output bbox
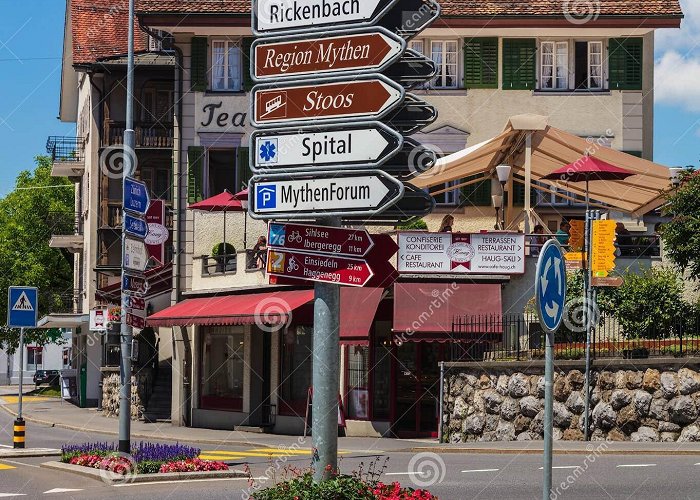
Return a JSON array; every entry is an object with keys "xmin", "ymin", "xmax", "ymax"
[
  {"xmin": 0, "ymin": 156, "xmax": 74, "ymax": 353},
  {"xmin": 660, "ymin": 169, "xmax": 700, "ymax": 285}
]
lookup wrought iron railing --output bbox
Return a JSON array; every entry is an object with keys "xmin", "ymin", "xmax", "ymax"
[
  {"xmin": 47, "ymin": 211, "xmax": 83, "ymax": 235},
  {"xmin": 451, "ymin": 313, "xmax": 700, "ymax": 362},
  {"xmin": 46, "ymin": 136, "xmax": 85, "ymax": 162},
  {"xmin": 103, "ymin": 121, "xmax": 173, "ymax": 148}
]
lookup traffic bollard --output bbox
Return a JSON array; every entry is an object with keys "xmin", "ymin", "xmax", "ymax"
[{"xmin": 13, "ymin": 418, "xmax": 25, "ymax": 449}]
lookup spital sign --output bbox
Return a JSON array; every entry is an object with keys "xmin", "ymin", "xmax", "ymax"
[
  {"xmin": 253, "ymin": 29, "xmax": 404, "ymax": 80},
  {"xmin": 252, "ymin": 76, "xmax": 404, "ymax": 126}
]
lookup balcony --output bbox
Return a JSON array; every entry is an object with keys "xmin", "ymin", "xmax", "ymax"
[
  {"xmin": 49, "ymin": 289, "xmax": 83, "ymax": 315},
  {"xmin": 103, "ymin": 120, "xmax": 173, "ymax": 149},
  {"xmin": 48, "ymin": 211, "xmax": 84, "ymax": 253},
  {"xmin": 46, "ymin": 136, "xmax": 85, "ymax": 179}
]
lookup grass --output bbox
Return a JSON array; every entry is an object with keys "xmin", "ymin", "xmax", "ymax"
[{"xmin": 28, "ymin": 386, "xmax": 61, "ymax": 397}]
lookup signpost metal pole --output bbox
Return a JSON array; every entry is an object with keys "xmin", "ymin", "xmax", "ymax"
[
  {"xmin": 18, "ymin": 327, "xmax": 24, "ymax": 420},
  {"xmin": 119, "ymin": 0, "xmax": 135, "ymax": 454},
  {"xmin": 312, "ymin": 217, "xmax": 341, "ymax": 481},
  {"xmin": 582, "ymin": 209, "xmax": 592, "ymax": 441}
]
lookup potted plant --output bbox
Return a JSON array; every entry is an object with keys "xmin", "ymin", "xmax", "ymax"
[{"xmin": 212, "ymin": 242, "xmax": 236, "ymax": 272}]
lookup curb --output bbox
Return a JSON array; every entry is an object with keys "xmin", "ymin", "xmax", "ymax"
[
  {"xmin": 406, "ymin": 446, "xmax": 700, "ymax": 456},
  {"xmin": 40, "ymin": 461, "xmax": 248, "ymax": 484},
  {"xmin": 0, "ymin": 405, "xmax": 278, "ymax": 448},
  {"xmin": 0, "ymin": 449, "xmax": 61, "ymax": 458}
]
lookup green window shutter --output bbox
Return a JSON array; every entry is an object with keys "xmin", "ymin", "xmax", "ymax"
[
  {"xmin": 502, "ymin": 39, "xmax": 536, "ymax": 90},
  {"xmin": 460, "ymin": 175, "xmax": 492, "ymax": 207},
  {"xmin": 464, "ymin": 37, "xmax": 498, "ymax": 89},
  {"xmin": 190, "ymin": 37, "xmax": 208, "ymax": 92},
  {"xmin": 241, "ymin": 37, "xmax": 255, "ymax": 91},
  {"xmin": 608, "ymin": 38, "xmax": 643, "ymax": 90},
  {"xmin": 623, "ymin": 150, "xmax": 642, "ymax": 158},
  {"xmin": 236, "ymin": 147, "xmax": 252, "ymax": 191},
  {"xmin": 187, "ymin": 146, "xmax": 205, "ymax": 204}
]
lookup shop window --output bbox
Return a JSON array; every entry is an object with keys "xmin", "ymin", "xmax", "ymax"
[
  {"xmin": 279, "ymin": 326, "xmax": 313, "ymax": 415},
  {"xmin": 200, "ymin": 329, "xmax": 244, "ymax": 411},
  {"xmin": 372, "ymin": 323, "xmax": 392, "ymax": 420},
  {"xmin": 346, "ymin": 346, "xmax": 369, "ymax": 420}
]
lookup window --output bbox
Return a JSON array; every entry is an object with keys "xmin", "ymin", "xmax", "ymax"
[
  {"xmin": 429, "ymin": 180, "xmax": 458, "ymax": 206},
  {"xmin": 460, "ymin": 174, "xmax": 492, "ymax": 207},
  {"xmin": 207, "ymin": 149, "xmax": 237, "ymax": 196},
  {"xmin": 211, "ymin": 40, "xmax": 242, "ymax": 91},
  {"xmin": 587, "ymin": 41, "xmax": 603, "ymax": 89},
  {"xmin": 502, "ymin": 39, "xmax": 537, "ymax": 89},
  {"xmin": 430, "ymin": 41, "xmax": 458, "ymax": 88},
  {"xmin": 408, "ymin": 40, "xmax": 424, "ymax": 54},
  {"xmin": 27, "ymin": 347, "xmax": 43, "ymax": 370},
  {"xmin": 279, "ymin": 326, "xmax": 313, "ymax": 415},
  {"xmin": 200, "ymin": 328, "xmax": 245, "ymax": 411},
  {"xmin": 540, "ymin": 41, "xmax": 569, "ymax": 90},
  {"xmin": 345, "ymin": 346, "xmax": 369, "ymax": 420},
  {"xmin": 463, "ymin": 37, "xmax": 498, "ymax": 89}
]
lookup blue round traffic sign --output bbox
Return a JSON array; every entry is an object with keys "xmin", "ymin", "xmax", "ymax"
[{"xmin": 535, "ymin": 240, "xmax": 567, "ymax": 333}]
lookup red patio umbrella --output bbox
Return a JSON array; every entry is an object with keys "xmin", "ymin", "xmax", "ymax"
[
  {"xmin": 188, "ymin": 189, "xmax": 245, "ymax": 253},
  {"xmin": 540, "ymin": 155, "xmax": 635, "ymax": 211}
]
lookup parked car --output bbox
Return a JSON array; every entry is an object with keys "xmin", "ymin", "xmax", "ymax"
[{"xmin": 33, "ymin": 370, "xmax": 60, "ymax": 387}]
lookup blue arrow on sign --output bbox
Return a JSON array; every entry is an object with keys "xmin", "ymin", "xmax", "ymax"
[
  {"xmin": 124, "ymin": 177, "xmax": 150, "ymax": 215},
  {"xmin": 535, "ymin": 240, "xmax": 567, "ymax": 333},
  {"xmin": 124, "ymin": 213, "xmax": 148, "ymax": 239},
  {"xmin": 7, "ymin": 286, "xmax": 38, "ymax": 328}
]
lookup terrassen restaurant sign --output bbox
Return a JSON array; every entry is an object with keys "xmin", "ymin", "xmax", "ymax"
[{"xmin": 397, "ymin": 232, "xmax": 526, "ymax": 275}]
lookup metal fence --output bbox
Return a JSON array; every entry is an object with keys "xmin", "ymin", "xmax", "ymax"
[
  {"xmin": 451, "ymin": 312, "xmax": 700, "ymax": 362},
  {"xmin": 46, "ymin": 136, "xmax": 85, "ymax": 162}
]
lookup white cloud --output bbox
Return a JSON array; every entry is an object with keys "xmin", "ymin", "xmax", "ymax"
[
  {"xmin": 655, "ymin": 0, "xmax": 700, "ymax": 54},
  {"xmin": 655, "ymin": 51, "xmax": 700, "ymax": 111}
]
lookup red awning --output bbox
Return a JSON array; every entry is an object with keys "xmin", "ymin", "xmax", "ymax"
[
  {"xmin": 339, "ymin": 287, "xmax": 384, "ymax": 346},
  {"xmin": 147, "ymin": 290, "xmax": 314, "ymax": 327},
  {"xmin": 392, "ymin": 282, "xmax": 502, "ymax": 342}
]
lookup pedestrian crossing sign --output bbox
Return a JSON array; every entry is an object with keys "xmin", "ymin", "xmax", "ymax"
[{"xmin": 7, "ymin": 286, "xmax": 38, "ymax": 328}]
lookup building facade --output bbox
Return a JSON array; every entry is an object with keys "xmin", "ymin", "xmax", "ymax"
[{"xmin": 134, "ymin": 0, "xmax": 681, "ymax": 436}]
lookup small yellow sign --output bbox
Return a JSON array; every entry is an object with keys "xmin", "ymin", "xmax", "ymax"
[
  {"xmin": 591, "ymin": 220, "xmax": 617, "ymax": 277},
  {"xmin": 568, "ymin": 220, "xmax": 585, "ymax": 251}
]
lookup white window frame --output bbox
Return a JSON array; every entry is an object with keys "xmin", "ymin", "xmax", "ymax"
[
  {"xmin": 430, "ymin": 40, "xmax": 459, "ymax": 89},
  {"xmin": 433, "ymin": 180, "xmax": 459, "ymax": 206},
  {"xmin": 587, "ymin": 41, "xmax": 604, "ymax": 90},
  {"xmin": 210, "ymin": 39, "xmax": 242, "ymax": 92},
  {"xmin": 540, "ymin": 41, "xmax": 569, "ymax": 90}
]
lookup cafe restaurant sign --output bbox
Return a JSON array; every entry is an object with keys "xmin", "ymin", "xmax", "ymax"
[{"xmin": 397, "ymin": 232, "xmax": 525, "ymax": 275}]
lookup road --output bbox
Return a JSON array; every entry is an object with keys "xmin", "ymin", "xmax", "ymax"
[{"xmin": 1, "ymin": 408, "xmax": 700, "ymax": 499}]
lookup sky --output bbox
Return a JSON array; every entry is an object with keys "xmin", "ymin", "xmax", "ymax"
[{"xmin": 0, "ymin": 1, "xmax": 697, "ymax": 196}]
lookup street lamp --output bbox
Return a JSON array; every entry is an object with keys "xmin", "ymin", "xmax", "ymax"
[
  {"xmin": 492, "ymin": 194, "xmax": 503, "ymax": 230},
  {"xmin": 669, "ymin": 167, "xmax": 683, "ymax": 188},
  {"xmin": 240, "ymin": 197, "xmax": 249, "ymax": 250},
  {"xmin": 495, "ymin": 165, "xmax": 511, "ymax": 229}
]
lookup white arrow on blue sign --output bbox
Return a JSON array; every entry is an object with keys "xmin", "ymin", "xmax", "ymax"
[
  {"xmin": 535, "ymin": 240, "xmax": 567, "ymax": 333},
  {"xmin": 124, "ymin": 177, "xmax": 150, "ymax": 215},
  {"xmin": 124, "ymin": 213, "xmax": 149, "ymax": 239},
  {"xmin": 7, "ymin": 286, "xmax": 38, "ymax": 328}
]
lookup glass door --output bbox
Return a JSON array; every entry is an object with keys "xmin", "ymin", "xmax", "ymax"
[{"xmin": 393, "ymin": 343, "xmax": 418, "ymax": 435}]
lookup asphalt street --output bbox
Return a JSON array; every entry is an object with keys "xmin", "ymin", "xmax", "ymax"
[{"xmin": 1, "ymin": 408, "xmax": 700, "ymax": 499}]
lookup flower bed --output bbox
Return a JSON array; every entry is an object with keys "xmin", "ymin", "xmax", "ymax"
[{"xmin": 60, "ymin": 441, "xmax": 227, "ymax": 475}]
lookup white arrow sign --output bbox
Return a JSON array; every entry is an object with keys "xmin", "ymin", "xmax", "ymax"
[
  {"xmin": 252, "ymin": 123, "xmax": 402, "ymax": 171},
  {"xmin": 124, "ymin": 238, "xmax": 149, "ymax": 272},
  {"xmin": 250, "ymin": 170, "xmax": 404, "ymax": 219},
  {"xmin": 255, "ymin": 0, "xmax": 399, "ymax": 35}
]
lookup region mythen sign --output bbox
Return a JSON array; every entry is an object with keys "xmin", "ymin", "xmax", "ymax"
[
  {"xmin": 268, "ymin": 222, "xmax": 375, "ymax": 257},
  {"xmin": 252, "ymin": 76, "xmax": 404, "ymax": 127},
  {"xmin": 267, "ymin": 248, "xmax": 374, "ymax": 287},
  {"xmin": 253, "ymin": 0, "xmax": 400, "ymax": 36},
  {"xmin": 397, "ymin": 232, "xmax": 526, "ymax": 274},
  {"xmin": 251, "ymin": 122, "xmax": 403, "ymax": 171},
  {"xmin": 253, "ymin": 28, "xmax": 405, "ymax": 81},
  {"xmin": 249, "ymin": 170, "xmax": 404, "ymax": 219}
]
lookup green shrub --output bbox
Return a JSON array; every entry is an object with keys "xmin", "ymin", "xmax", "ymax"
[
  {"xmin": 397, "ymin": 218, "xmax": 428, "ymax": 230},
  {"xmin": 212, "ymin": 242, "xmax": 235, "ymax": 256}
]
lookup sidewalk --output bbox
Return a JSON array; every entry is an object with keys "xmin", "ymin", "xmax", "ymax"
[{"xmin": 2, "ymin": 387, "xmax": 700, "ymax": 454}]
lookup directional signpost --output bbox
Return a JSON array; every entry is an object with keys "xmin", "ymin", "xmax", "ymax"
[
  {"xmin": 124, "ymin": 238, "xmax": 149, "ymax": 272},
  {"xmin": 251, "ymin": 122, "xmax": 403, "ymax": 172},
  {"xmin": 250, "ymin": 170, "xmax": 404, "ymax": 219},
  {"xmin": 124, "ymin": 213, "xmax": 149, "ymax": 239},
  {"xmin": 535, "ymin": 241, "xmax": 567, "ymax": 500},
  {"xmin": 249, "ymin": 0, "xmax": 440, "ymax": 482},
  {"xmin": 7, "ymin": 286, "xmax": 38, "ymax": 449},
  {"xmin": 124, "ymin": 177, "xmax": 150, "ymax": 215}
]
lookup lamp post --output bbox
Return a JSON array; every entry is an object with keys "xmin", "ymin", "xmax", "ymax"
[
  {"xmin": 491, "ymin": 194, "xmax": 503, "ymax": 230},
  {"xmin": 495, "ymin": 165, "xmax": 511, "ymax": 229},
  {"xmin": 240, "ymin": 198, "xmax": 249, "ymax": 250},
  {"xmin": 669, "ymin": 167, "xmax": 683, "ymax": 188}
]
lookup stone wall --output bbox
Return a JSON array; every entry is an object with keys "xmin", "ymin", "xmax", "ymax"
[
  {"xmin": 442, "ymin": 361, "xmax": 700, "ymax": 443},
  {"xmin": 101, "ymin": 371, "xmax": 152, "ymax": 420}
]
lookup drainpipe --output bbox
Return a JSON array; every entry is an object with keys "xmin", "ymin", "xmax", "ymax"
[{"xmin": 438, "ymin": 361, "xmax": 445, "ymax": 443}]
